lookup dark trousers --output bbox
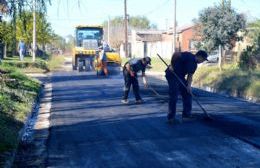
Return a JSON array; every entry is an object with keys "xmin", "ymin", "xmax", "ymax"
[
  {"xmin": 122, "ymin": 70, "xmax": 141, "ymax": 100},
  {"xmin": 167, "ymin": 77, "xmax": 192, "ymax": 120}
]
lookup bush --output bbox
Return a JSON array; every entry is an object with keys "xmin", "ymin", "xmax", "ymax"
[
  {"xmin": 239, "ymin": 46, "xmax": 257, "ymax": 71},
  {"xmin": 2, "ymin": 60, "xmax": 49, "ymax": 71},
  {"xmin": 215, "ymin": 70, "xmax": 251, "ymax": 97},
  {"xmin": 193, "ymin": 65, "xmax": 260, "ymax": 101},
  {"xmin": 246, "ymin": 80, "xmax": 260, "ymax": 98}
]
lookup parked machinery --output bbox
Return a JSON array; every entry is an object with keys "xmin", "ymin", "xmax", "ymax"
[{"xmin": 72, "ymin": 25, "xmax": 121, "ymax": 74}]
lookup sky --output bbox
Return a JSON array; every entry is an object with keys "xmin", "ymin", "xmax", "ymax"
[{"xmin": 46, "ymin": 0, "xmax": 260, "ymax": 37}]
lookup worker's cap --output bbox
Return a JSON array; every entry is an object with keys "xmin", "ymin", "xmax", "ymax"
[
  {"xmin": 144, "ymin": 57, "xmax": 151, "ymax": 65},
  {"xmin": 196, "ymin": 50, "xmax": 208, "ymax": 61}
]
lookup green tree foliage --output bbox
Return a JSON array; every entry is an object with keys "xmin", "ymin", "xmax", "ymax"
[
  {"xmin": 239, "ymin": 19, "xmax": 260, "ymax": 70},
  {"xmin": 0, "ymin": 21, "xmax": 15, "ymax": 55},
  {"xmin": 105, "ymin": 15, "xmax": 156, "ymax": 30},
  {"xmin": 16, "ymin": 11, "xmax": 53, "ymax": 47},
  {"xmin": 195, "ymin": 0, "xmax": 245, "ymax": 52},
  {"xmin": 5, "ymin": 0, "xmax": 51, "ymax": 17},
  {"xmin": 2, "ymin": 0, "xmax": 52, "ymax": 55},
  {"xmin": 247, "ymin": 19, "xmax": 260, "ymax": 46},
  {"xmin": 64, "ymin": 34, "xmax": 74, "ymax": 52},
  {"xmin": 0, "ymin": 21, "xmax": 12, "ymax": 43},
  {"xmin": 51, "ymin": 34, "xmax": 66, "ymax": 51},
  {"xmin": 103, "ymin": 16, "xmax": 157, "ymax": 49},
  {"xmin": 239, "ymin": 45, "xmax": 258, "ymax": 71}
]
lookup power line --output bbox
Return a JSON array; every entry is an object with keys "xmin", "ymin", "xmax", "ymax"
[
  {"xmin": 124, "ymin": 0, "xmax": 128, "ymax": 58},
  {"xmin": 141, "ymin": 0, "xmax": 170, "ymax": 16},
  {"xmin": 66, "ymin": 0, "xmax": 69, "ymax": 17},
  {"xmin": 57, "ymin": 0, "xmax": 61, "ymax": 17},
  {"xmin": 47, "ymin": 16, "xmax": 106, "ymax": 21}
]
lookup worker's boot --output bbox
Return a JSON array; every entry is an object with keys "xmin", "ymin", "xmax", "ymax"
[
  {"xmin": 135, "ymin": 99, "xmax": 144, "ymax": 104},
  {"xmin": 121, "ymin": 99, "xmax": 129, "ymax": 104},
  {"xmin": 182, "ymin": 113, "xmax": 195, "ymax": 121}
]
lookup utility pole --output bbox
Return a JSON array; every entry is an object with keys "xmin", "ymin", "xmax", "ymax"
[
  {"xmin": 165, "ymin": 18, "xmax": 168, "ymax": 30},
  {"xmin": 173, "ymin": 0, "xmax": 176, "ymax": 53},
  {"xmin": 124, "ymin": 0, "xmax": 128, "ymax": 57},
  {"xmin": 32, "ymin": 0, "xmax": 36, "ymax": 62},
  {"xmin": 108, "ymin": 16, "xmax": 110, "ymax": 44}
]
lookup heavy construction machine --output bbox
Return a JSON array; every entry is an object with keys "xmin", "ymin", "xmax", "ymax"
[{"xmin": 72, "ymin": 25, "xmax": 121, "ymax": 73}]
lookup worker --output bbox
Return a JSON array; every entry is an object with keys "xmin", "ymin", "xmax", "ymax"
[
  {"xmin": 121, "ymin": 57, "xmax": 151, "ymax": 104},
  {"xmin": 18, "ymin": 40, "xmax": 26, "ymax": 61},
  {"xmin": 94, "ymin": 54, "xmax": 102, "ymax": 76},
  {"xmin": 165, "ymin": 50, "xmax": 208, "ymax": 123},
  {"xmin": 100, "ymin": 41, "xmax": 110, "ymax": 76}
]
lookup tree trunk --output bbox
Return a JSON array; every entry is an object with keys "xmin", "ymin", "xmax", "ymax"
[
  {"xmin": 11, "ymin": 7, "xmax": 17, "ymax": 57},
  {"xmin": 42, "ymin": 43, "xmax": 46, "ymax": 52},
  {"xmin": 4, "ymin": 43, "xmax": 7, "ymax": 58},
  {"xmin": 223, "ymin": 49, "xmax": 226, "ymax": 65},
  {"xmin": 218, "ymin": 45, "xmax": 223, "ymax": 71},
  {"xmin": 236, "ymin": 43, "xmax": 241, "ymax": 64}
]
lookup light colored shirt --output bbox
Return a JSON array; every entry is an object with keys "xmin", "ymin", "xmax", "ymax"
[
  {"xmin": 102, "ymin": 42, "xmax": 110, "ymax": 52},
  {"xmin": 19, "ymin": 41, "xmax": 26, "ymax": 50}
]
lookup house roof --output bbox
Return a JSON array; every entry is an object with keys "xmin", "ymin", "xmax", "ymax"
[
  {"xmin": 165, "ymin": 24, "xmax": 194, "ymax": 34},
  {"xmin": 133, "ymin": 30, "xmax": 163, "ymax": 42},
  {"xmin": 135, "ymin": 30, "xmax": 164, "ymax": 35}
]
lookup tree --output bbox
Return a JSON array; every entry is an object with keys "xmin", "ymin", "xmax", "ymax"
[
  {"xmin": 103, "ymin": 16, "xmax": 157, "ymax": 49},
  {"xmin": 104, "ymin": 16, "xmax": 156, "ymax": 29},
  {"xmin": 194, "ymin": 0, "xmax": 246, "ymax": 69},
  {"xmin": 5, "ymin": 0, "xmax": 51, "ymax": 16},
  {"xmin": 51, "ymin": 34, "xmax": 66, "ymax": 52},
  {"xmin": 16, "ymin": 11, "xmax": 54, "ymax": 51},
  {"xmin": 3, "ymin": 0, "xmax": 52, "ymax": 56},
  {"xmin": 247, "ymin": 19, "xmax": 260, "ymax": 45},
  {"xmin": 64, "ymin": 34, "xmax": 74, "ymax": 53},
  {"xmin": 0, "ymin": 21, "xmax": 15, "ymax": 57},
  {"xmin": 239, "ymin": 19, "xmax": 260, "ymax": 70}
]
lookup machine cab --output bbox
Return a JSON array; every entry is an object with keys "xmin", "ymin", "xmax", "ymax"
[{"xmin": 75, "ymin": 26, "xmax": 103, "ymax": 49}]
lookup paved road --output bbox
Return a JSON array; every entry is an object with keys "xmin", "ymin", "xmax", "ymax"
[{"xmin": 47, "ymin": 68, "xmax": 260, "ymax": 168}]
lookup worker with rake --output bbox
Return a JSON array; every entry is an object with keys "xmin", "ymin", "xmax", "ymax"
[{"xmin": 165, "ymin": 50, "xmax": 208, "ymax": 124}]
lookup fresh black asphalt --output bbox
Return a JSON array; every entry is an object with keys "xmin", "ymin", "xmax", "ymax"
[{"xmin": 46, "ymin": 70, "xmax": 260, "ymax": 168}]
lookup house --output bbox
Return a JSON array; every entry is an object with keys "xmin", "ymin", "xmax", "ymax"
[
  {"xmin": 120, "ymin": 25, "xmax": 199, "ymax": 59},
  {"xmin": 120, "ymin": 29, "xmax": 174, "ymax": 59},
  {"xmin": 130, "ymin": 30, "xmax": 163, "ymax": 58},
  {"xmin": 120, "ymin": 24, "xmax": 253, "ymax": 64},
  {"xmin": 167, "ymin": 25, "xmax": 200, "ymax": 53}
]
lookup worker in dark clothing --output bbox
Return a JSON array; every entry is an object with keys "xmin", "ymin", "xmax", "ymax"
[
  {"xmin": 121, "ymin": 57, "xmax": 151, "ymax": 104},
  {"xmin": 165, "ymin": 50, "xmax": 208, "ymax": 123}
]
